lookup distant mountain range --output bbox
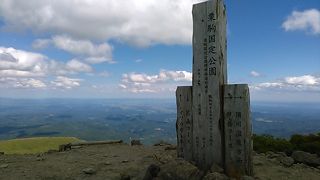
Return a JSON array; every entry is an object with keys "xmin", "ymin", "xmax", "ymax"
[{"xmin": 0, "ymin": 98, "xmax": 319, "ymax": 144}]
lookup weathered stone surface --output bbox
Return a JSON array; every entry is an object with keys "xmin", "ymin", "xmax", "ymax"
[
  {"xmin": 291, "ymin": 151, "xmax": 320, "ymax": 167},
  {"xmin": 131, "ymin": 139, "xmax": 142, "ymax": 146},
  {"xmin": 203, "ymin": 172, "xmax": 229, "ymax": 180},
  {"xmin": 224, "ymin": 84, "xmax": 253, "ymax": 177},
  {"xmin": 176, "ymin": 86, "xmax": 193, "ymax": 161},
  {"xmin": 158, "ymin": 158, "xmax": 202, "ymax": 180},
  {"xmin": 192, "ymin": 0, "xmax": 227, "ymax": 170},
  {"xmin": 280, "ymin": 157, "xmax": 294, "ymax": 167}
]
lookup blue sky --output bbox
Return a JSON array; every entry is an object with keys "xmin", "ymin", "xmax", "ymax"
[{"xmin": 0, "ymin": 0, "xmax": 319, "ymax": 102}]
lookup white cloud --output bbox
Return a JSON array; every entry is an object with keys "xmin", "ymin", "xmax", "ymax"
[
  {"xmin": 0, "ymin": 77, "xmax": 46, "ymax": 89},
  {"xmin": 14, "ymin": 78, "xmax": 47, "ymax": 88},
  {"xmin": 285, "ymin": 75, "xmax": 318, "ymax": 85},
  {"xmin": 32, "ymin": 39, "xmax": 51, "ymax": 49},
  {"xmin": 250, "ymin": 75, "xmax": 320, "ymax": 92},
  {"xmin": 250, "ymin": 71, "xmax": 261, "ymax": 77},
  {"xmin": 66, "ymin": 59, "xmax": 93, "ymax": 73},
  {"xmin": 0, "ymin": 46, "xmax": 49, "ymax": 77},
  {"xmin": 282, "ymin": 9, "xmax": 320, "ymax": 35},
  {"xmin": 0, "ymin": 0, "xmax": 206, "ymax": 47},
  {"xmin": 0, "ymin": 47, "xmax": 94, "ymax": 77},
  {"xmin": 51, "ymin": 76, "xmax": 82, "ymax": 89},
  {"xmin": 0, "ymin": 47, "xmax": 94, "ymax": 90},
  {"xmin": 32, "ymin": 35, "xmax": 114, "ymax": 64},
  {"xmin": 120, "ymin": 70, "xmax": 192, "ymax": 93}
]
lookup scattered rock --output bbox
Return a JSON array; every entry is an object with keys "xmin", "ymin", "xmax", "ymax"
[
  {"xmin": 0, "ymin": 152, "xmax": 4, "ymax": 155},
  {"xmin": 209, "ymin": 164, "xmax": 224, "ymax": 173},
  {"xmin": 82, "ymin": 168, "xmax": 96, "ymax": 175},
  {"xmin": 0, "ymin": 164, "xmax": 9, "ymax": 168},
  {"xmin": 104, "ymin": 161, "xmax": 112, "ymax": 166},
  {"xmin": 143, "ymin": 164, "xmax": 160, "ymax": 180},
  {"xmin": 165, "ymin": 145, "xmax": 177, "ymax": 151},
  {"xmin": 158, "ymin": 158, "xmax": 202, "ymax": 180},
  {"xmin": 241, "ymin": 175, "xmax": 255, "ymax": 180},
  {"xmin": 291, "ymin": 151, "xmax": 320, "ymax": 167},
  {"xmin": 36, "ymin": 157, "xmax": 45, "ymax": 161},
  {"xmin": 279, "ymin": 157, "xmax": 294, "ymax": 167},
  {"xmin": 203, "ymin": 172, "xmax": 228, "ymax": 180},
  {"xmin": 277, "ymin": 152, "xmax": 287, "ymax": 157},
  {"xmin": 266, "ymin": 151, "xmax": 281, "ymax": 159},
  {"xmin": 122, "ymin": 160, "xmax": 129, "ymax": 163},
  {"xmin": 59, "ymin": 143, "xmax": 72, "ymax": 152}
]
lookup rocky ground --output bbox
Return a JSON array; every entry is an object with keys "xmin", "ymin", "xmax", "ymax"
[{"xmin": 0, "ymin": 142, "xmax": 319, "ymax": 180}]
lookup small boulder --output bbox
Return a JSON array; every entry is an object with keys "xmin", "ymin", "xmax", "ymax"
[
  {"xmin": 279, "ymin": 157, "xmax": 294, "ymax": 167},
  {"xmin": 203, "ymin": 172, "xmax": 228, "ymax": 180},
  {"xmin": 209, "ymin": 164, "xmax": 224, "ymax": 173},
  {"xmin": 131, "ymin": 139, "xmax": 142, "ymax": 146},
  {"xmin": 158, "ymin": 158, "xmax": 202, "ymax": 180},
  {"xmin": 82, "ymin": 168, "xmax": 96, "ymax": 175},
  {"xmin": 143, "ymin": 164, "xmax": 161, "ymax": 180},
  {"xmin": 291, "ymin": 151, "xmax": 320, "ymax": 167}
]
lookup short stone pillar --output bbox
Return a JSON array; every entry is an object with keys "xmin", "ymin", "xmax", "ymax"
[
  {"xmin": 224, "ymin": 84, "xmax": 253, "ymax": 177},
  {"xmin": 176, "ymin": 86, "xmax": 193, "ymax": 161}
]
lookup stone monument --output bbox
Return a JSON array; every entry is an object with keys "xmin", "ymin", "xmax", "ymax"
[{"xmin": 176, "ymin": 0, "xmax": 253, "ymax": 178}]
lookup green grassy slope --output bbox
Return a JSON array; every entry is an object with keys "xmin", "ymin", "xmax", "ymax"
[{"xmin": 0, "ymin": 137, "xmax": 81, "ymax": 154}]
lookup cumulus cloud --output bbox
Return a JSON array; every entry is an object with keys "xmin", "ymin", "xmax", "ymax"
[
  {"xmin": 51, "ymin": 76, "xmax": 82, "ymax": 89},
  {"xmin": 120, "ymin": 70, "xmax": 192, "ymax": 93},
  {"xmin": 250, "ymin": 71, "xmax": 261, "ymax": 77},
  {"xmin": 0, "ymin": 0, "xmax": 205, "ymax": 47},
  {"xmin": 0, "ymin": 47, "xmax": 93, "ymax": 77},
  {"xmin": 32, "ymin": 35, "xmax": 114, "ymax": 64},
  {"xmin": 250, "ymin": 75, "xmax": 320, "ymax": 91},
  {"xmin": 65, "ymin": 59, "xmax": 93, "ymax": 73},
  {"xmin": 0, "ymin": 77, "xmax": 47, "ymax": 89},
  {"xmin": 0, "ymin": 46, "xmax": 49, "ymax": 77},
  {"xmin": 0, "ymin": 47, "xmax": 93, "ymax": 90},
  {"xmin": 282, "ymin": 9, "xmax": 320, "ymax": 35}
]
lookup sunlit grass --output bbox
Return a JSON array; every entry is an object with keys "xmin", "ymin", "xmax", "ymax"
[{"xmin": 0, "ymin": 137, "xmax": 81, "ymax": 154}]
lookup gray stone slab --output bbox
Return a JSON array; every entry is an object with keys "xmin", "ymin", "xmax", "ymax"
[
  {"xmin": 176, "ymin": 86, "xmax": 193, "ymax": 161},
  {"xmin": 192, "ymin": 0, "xmax": 227, "ymax": 169},
  {"xmin": 223, "ymin": 84, "xmax": 253, "ymax": 177}
]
